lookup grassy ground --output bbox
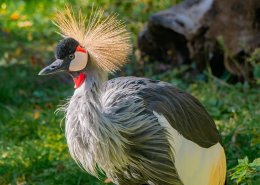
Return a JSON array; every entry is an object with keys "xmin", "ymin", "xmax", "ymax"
[{"xmin": 1, "ymin": 0, "xmax": 260, "ymax": 184}]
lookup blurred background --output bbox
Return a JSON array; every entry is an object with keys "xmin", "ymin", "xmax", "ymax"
[{"xmin": 0, "ymin": 0, "xmax": 260, "ymax": 184}]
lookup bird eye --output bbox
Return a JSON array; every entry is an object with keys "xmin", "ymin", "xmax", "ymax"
[{"xmin": 69, "ymin": 54, "xmax": 75, "ymax": 60}]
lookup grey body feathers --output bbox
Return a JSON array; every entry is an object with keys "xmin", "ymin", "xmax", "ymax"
[{"xmin": 64, "ymin": 76, "xmax": 221, "ymax": 185}]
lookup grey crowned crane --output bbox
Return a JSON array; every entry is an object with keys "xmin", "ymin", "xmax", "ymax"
[{"xmin": 39, "ymin": 7, "xmax": 227, "ymax": 185}]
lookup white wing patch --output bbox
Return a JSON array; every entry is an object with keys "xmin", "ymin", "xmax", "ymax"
[
  {"xmin": 69, "ymin": 52, "xmax": 88, "ymax": 71},
  {"xmin": 153, "ymin": 111, "xmax": 226, "ymax": 185}
]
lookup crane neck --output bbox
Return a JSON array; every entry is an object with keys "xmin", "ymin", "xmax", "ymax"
[
  {"xmin": 73, "ymin": 62, "xmax": 108, "ymax": 107},
  {"xmin": 64, "ymin": 63, "xmax": 132, "ymax": 177}
]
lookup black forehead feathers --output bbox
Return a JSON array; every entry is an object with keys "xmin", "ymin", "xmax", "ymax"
[{"xmin": 55, "ymin": 38, "xmax": 79, "ymax": 59}]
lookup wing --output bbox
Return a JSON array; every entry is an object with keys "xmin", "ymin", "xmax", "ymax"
[{"xmin": 105, "ymin": 77, "xmax": 221, "ymax": 148}]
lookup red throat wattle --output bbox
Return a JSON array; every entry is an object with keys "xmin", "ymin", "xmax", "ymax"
[{"xmin": 73, "ymin": 73, "xmax": 86, "ymax": 88}]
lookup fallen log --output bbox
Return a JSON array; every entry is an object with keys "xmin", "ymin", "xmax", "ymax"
[{"xmin": 138, "ymin": 0, "xmax": 260, "ymax": 80}]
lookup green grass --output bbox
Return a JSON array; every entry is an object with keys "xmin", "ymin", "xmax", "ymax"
[
  {"xmin": 0, "ymin": 64, "xmax": 105, "ymax": 184},
  {"xmin": 1, "ymin": 0, "xmax": 260, "ymax": 184}
]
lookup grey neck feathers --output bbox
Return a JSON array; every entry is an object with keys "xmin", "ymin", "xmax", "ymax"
[
  {"xmin": 65, "ymin": 62, "xmax": 131, "ymax": 176},
  {"xmin": 74, "ymin": 62, "xmax": 108, "ymax": 108}
]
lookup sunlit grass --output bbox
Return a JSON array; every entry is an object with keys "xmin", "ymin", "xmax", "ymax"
[{"xmin": 0, "ymin": 64, "xmax": 107, "ymax": 184}]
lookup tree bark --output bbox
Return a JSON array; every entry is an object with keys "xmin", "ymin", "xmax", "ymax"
[{"xmin": 138, "ymin": 0, "xmax": 260, "ymax": 80}]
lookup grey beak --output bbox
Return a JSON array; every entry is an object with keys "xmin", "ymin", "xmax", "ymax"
[{"xmin": 38, "ymin": 59, "xmax": 66, "ymax": 75}]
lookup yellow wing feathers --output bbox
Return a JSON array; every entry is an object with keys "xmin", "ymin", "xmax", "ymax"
[
  {"xmin": 154, "ymin": 111, "xmax": 226, "ymax": 185},
  {"xmin": 207, "ymin": 147, "xmax": 226, "ymax": 185}
]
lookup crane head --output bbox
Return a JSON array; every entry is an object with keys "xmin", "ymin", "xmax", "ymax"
[
  {"xmin": 38, "ymin": 5, "xmax": 132, "ymax": 88},
  {"xmin": 39, "ymin": 37, "xmax": 88, "ymax": 88}
]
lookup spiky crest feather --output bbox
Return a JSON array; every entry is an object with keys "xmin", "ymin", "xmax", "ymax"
[{"xmin": 53, "ymin": 5, "xmax": 132, "ymax": 73}]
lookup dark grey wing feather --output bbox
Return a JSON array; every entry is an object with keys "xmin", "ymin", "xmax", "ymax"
[{"xmin": 105, "ymin": 77, "xmax": 221, "ymax": 148}]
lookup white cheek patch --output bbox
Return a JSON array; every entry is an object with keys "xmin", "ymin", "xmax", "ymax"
[{"xmin": 69, "ymin": 52, "xmax": 88, "ymax": 71}]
